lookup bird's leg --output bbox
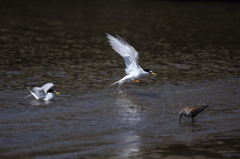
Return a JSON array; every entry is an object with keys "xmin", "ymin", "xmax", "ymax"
[
  {"xmin": 192, "ymin": 117, "xmax": 194, "ymax": 122},
  {"xmin": 179, "ymin": 113, "xmax": 183, "ymax": 122},
  {"xmin": 132, "ymin": 80, "xmax": 140, "ymax": 83}
]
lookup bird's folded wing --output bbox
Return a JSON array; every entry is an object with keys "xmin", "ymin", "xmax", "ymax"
[
  {"xmin": 106, "ymin": 33, "xmax": 140, "ymax": 74},
  {"xmin": 41, "ymin": 83, "xmax": 54, "ymax": 94},
  {"xmin": 191, "ymin": 105, "xmax": 207, "ymax": 116}
]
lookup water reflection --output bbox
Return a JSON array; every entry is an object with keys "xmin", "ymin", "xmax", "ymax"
[
  {"xmin": 115, "ymin": 131, "xmax": 141, "ymax": 158},
  {"xmin": 114, "ymin": 94, "xmax": 142, "ymax": 157},
  {"xmin": 116, "ymin": 94, "xmax": 142, "ymax": 126},
  {"xmin": 29, "ymin": 99, "xmax": 54, "ymax": 106}
]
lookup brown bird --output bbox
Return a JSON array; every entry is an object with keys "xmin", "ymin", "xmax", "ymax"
[{"xmin": 179, "ymin": 105, "xmax": 208, "ymax": 122}]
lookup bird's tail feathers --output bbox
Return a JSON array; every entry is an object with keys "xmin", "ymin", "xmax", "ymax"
[
  {"xmin": 110, "ymin": 81, "xmax": 120, "ymax": 86},
  {"xmin": 109, "ymin": 79, "xmax": 126, "ymax": 89},
  {"xmin": 24, "ymin": 94, "xmax": 32, "ymax": 99},
  {"xmin": 24, "ymin": 87, "xmax": 33, "ymax": 98}
]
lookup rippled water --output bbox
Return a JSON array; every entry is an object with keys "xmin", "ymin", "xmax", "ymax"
[{"xmin": 1, "ymin": 0, "xmax": 240, "ymax": 158}]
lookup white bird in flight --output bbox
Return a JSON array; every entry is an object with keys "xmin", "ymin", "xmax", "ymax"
[
  {"xmin": 25, "ymin": 83, "xmax": 60, "ymax": 101},
  {"xmin": 106, "ymin": 33, "xmax": 156, "ymax": 89}
]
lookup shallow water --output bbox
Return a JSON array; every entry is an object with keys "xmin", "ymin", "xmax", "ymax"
[{"xmin": 1, "ymin": 0, "xmax": 240, "ymax": 158}]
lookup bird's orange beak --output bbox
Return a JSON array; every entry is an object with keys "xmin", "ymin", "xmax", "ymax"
[{"xmin": 55, "ymin": 92, "xmax": 60, "ymax": 95}]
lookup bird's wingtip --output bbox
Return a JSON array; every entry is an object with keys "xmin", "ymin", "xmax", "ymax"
[{"xmin": 106, "ymin": 33, "xmax": 112, "ymax": 37}]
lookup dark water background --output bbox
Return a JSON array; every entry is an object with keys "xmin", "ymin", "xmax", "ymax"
[{"xmin": 0, "ymin": 0, "xmax": 240, "ymax": 158}]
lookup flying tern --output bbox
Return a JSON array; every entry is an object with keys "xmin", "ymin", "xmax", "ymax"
[{"xmin": 106, "ymin": 33, "xmax": 156, "ymax": 89}]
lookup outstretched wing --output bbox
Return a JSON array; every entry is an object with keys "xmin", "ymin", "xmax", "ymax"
[
  {"xmin": 26, "ymin": 87, "xmax": 44, "ymax": 99},
  {"xmin": 106, "ymin": 33, "xmax": 141, "ymax": 74},
  {"xmin": 114, "ymin": 34, "xmax": 140, "ymax": 67},
  {"xmin": 41, "ymin": 83, "xmax": 54, "ymax": 94}
]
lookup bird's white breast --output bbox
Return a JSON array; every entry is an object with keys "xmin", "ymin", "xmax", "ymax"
[
  {"xmin": 44, "ymin": 93, "xmax": 55, "ymax": 101},
  {"xmin": 183, "ymin": 110, "xmax": 192, "ymax": 117}
]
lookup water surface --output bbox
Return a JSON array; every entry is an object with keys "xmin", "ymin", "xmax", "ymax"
[{"xmin": 0, "ymin": 0, "xmax": 240, "ymax": 158}]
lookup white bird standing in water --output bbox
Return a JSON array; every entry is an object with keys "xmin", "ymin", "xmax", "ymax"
[
  {"xmin": 179, "ymin": 105, "xmax": 208, "ymax": 122},
  {"xmin": 25, "ymin": 83, "xmax": 60, "ymax": 101},
  {"xmin": 106, "ymin": 33, "xmax": 156, "ymax": 89}
]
